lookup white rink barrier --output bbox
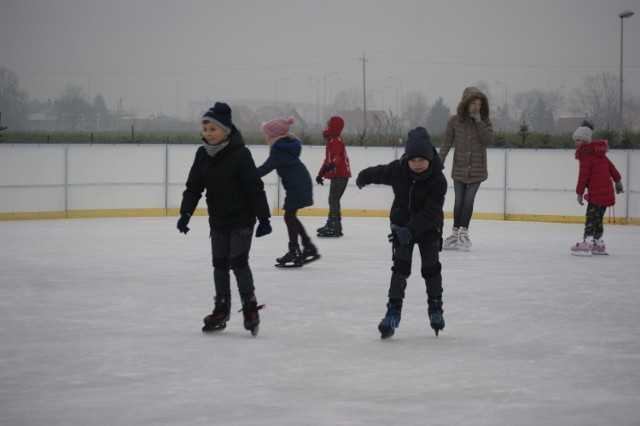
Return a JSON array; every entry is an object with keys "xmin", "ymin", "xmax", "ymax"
[{"xmin": 0, "ymin": 143, "xmax": 637, "ymax": 224}]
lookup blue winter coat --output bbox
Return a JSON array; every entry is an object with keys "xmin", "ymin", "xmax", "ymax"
[{"xmin": 257, "ymin": 136, "xmax": 313, "ymax": 210}]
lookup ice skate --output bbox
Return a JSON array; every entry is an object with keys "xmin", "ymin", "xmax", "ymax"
[
  {"xmin": 239, "ymin": 295, "xmax": 264, "ymax": 337},
  {"xmin": 457, "ymin": 227, "xmax": 472, "ymax": 251},
  {"xmin": 317, "ymin": 218, "xmax": 343, "ymax": 237},
  {"xmin": 202, "ymin": 296, "xmax": 230, "ymax": 332},
  {"xmin": 275, "ymin": 246, "xmax": 304, "ymax": 268},
  {"xmin": 428, "ymin": 299, "xmax": 445, "ymax": 337},
  {"xmin": 302, "ymin": 242, "xmax": 321, "ymax": 264},
  {"xmin": 571, "ymin": 237, "xmax": 593, "ymax": 257},
  {"xmin": 591, "ymin": 239, "xmax": 608, "ymax": 255},
  {"xmin": 442, "ymin": 227, "xmax": 459, "ymax": 250},
  {"xmin": 378, "ymin": 302, "xmax": 402, "ymax": 339}
]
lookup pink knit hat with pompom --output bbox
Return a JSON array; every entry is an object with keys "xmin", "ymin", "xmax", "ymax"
[{"xmin": 261, "ymin": 117, "xmax": 295, "ymax": 141}]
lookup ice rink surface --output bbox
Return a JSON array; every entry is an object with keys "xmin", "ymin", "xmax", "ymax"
[{"xmin": 1, "ymin": 216, "xmax": 639, "ymax": 426}]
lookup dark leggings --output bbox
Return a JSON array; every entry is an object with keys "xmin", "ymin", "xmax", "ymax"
[
  {"xmin": 584, "ymin": 203, "xmax": 607, "ymax": 239},
  {"xmin": 284, "ymin": 209, "xmax": 309, "ymax": 247},
  {"xmin": 453, "ymin": 181, "xmax": 481, "ymax": 228},
  {"xmin": 210, "ymin": 226, "xmax": 255, "ymax": 300}
]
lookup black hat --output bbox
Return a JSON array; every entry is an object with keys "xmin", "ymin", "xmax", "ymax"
[
  {"xmin": 202, "ymin": 102, "xmax": 233, "ymax": 134},
  {"xmin": 404, "ymin": 127, "xmax": 434, "ymax": 161}
]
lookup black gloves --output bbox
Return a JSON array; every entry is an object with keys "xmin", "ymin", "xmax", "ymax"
[
  {"xmin": 390, "ymin": 224, "xmax": 412, "ymax": 245},
  {"xmin": 316, "ymin": 175, "xmax": 324, "ymax": 185},
  {"xmin": 323, "ymin": 163, "xmax": 335, "ymax": 173},
  {"xmin": 356, "ymin": 176, "xmax": 366, "ymax": 189},
  {"xmin": 177, "ymin": 213, "xmax": 191, "ymax": 234},
  {"xmin": 577, "ymin": 194, "xmax": 584, "ymax": 206},
  {"xmin": 615, "ymin": 181, "xmax": 624, "ymax": 194},
  {"xmin": 255, "ymin": 219, "xmax": 272, "ymax": 237}
]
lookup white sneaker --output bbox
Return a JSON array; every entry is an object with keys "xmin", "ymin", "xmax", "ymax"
[
  {"xmin": 442, "ymin": 227, "xmax": 459, "ymax": 250},
  {"xmin": 458, "ymin": 227, "xmax": 472, "ymax": 251}
]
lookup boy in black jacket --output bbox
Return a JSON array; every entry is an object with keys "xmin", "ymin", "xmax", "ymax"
[{"xmin": 356, "ymin": 127, "xmax": 447, "ymax": 339}]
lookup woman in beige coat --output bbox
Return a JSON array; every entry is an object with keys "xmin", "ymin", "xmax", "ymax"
[{"xmin": 438, "ymin": 87, "xmax": 494, "ymax": 250}]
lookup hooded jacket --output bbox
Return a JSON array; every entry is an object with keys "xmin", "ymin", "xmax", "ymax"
[
  {"xmin": 356, "ymin": 145, "xmax": 447, "ymax": 244},
  {"xmin": 180, "ymin": 128, "xmax": 271, "ymax": 231},
  {"xmin": 319, "ymin": 116, "xmax": 351, "ymax": 179},
  {"xmin": 258, "ymin": 135, "xmax": 313, "ymax": 210},
  {"xmin": 439, "ymin": 87, "xmax": 494, "ymax": 184},
  {"xmin": 575, "ymin": 139, "xmax": 621, "ymax": 207}
]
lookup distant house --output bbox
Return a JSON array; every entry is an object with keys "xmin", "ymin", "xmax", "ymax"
[
  {"xmin": 236, "ymin": 105, "xmax": 307, "ymax": 134},
  {"xmin": 555, "ymin": 116, "xmax": 587, "ymax": 134},
  {"xmin": 27, "ymin": 112, "xmax": 60, "ymax": 131},
  {"xmin": 336, "ymin": 109, "xmax": 389, "ymax": 133}
]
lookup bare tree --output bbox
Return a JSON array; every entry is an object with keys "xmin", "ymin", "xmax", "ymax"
[
  {"xmin": 0, "ymin": 67, "xmax": 29, "ymax": 129},
  {"xmin": 569, "ymin": 72, "xmax": 619, "ymax": 130},
  {"xmin": 403, "ymin": 91, "xmax": 429, "ymax": 129}
]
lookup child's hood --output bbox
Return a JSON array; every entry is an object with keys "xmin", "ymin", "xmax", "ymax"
[
  {"xmin": 323, "ymin": 116, "xmax": 345, "ymax": 138},
  {"xmin": 272, "ymin": 135, "xmax": 302, "ymax": 156},
  {"xmin": 575, "ymin": 139, "xmax": 609, "ymax": 159}
]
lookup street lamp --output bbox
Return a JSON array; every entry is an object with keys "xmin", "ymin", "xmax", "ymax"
[
  {"xmin": 308, "ymin": 77, "xmax": 321, "ymax": 125},
  {"xmin": 388, "ymin": 76, "xmax": 403, "ymax": 118},
  {"xmin": 322, "ymin": 72, "xmax": 338, "ymax": 122},
  {"xmin": 619, "ymin": 10, "xmax": 634, "ymax": 131},
  {"xmin": 496, "ymin": 81, "xmax": 508, "ymax": 120},
  {"xmin": 328, "ymin": 78, "xmax": 342, "ymax": 117},
  {"xmin": 385, "ymin": 86, "xmax": 399, "ymax": 117},
  {"xmin": 275, "ymin": 78, "xmax": 290, "ymax": 112}
]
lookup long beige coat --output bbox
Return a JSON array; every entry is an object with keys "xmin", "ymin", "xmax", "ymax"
[{"xmin": 438, "ymin": 87, "xmax": 494, "ymax": 184}]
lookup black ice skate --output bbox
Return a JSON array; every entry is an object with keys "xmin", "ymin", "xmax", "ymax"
[
  {"xmin": 317, "ymin": 218, "xmax": 343, "ymax": 238},
  {"xmin": 239, "ymin": 295, "xmax": 265, "ymax": 337},
  {"xmin": 428, "ymin": 299, "xmax": 445, "ymax": 337},
  {"xmin": 202, "ymin": 296, "xmax": 230, "ymax": 332},
  {"xmin": 302, "ymin": 242, "xmax": 321, "ymax": 264},
  {"xmin": 275, "ymin": 246, "xmax": 304, "ymax": 268},
  {"xmin": 378, "ymin": 302, "xmax": 402, "ymax": 339}
]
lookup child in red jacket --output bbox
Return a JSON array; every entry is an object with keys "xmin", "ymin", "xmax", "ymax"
[
  {"xmin": 315, "ymin": 116, "xmax": 351, "ymax": 237},
  {"xmin": 571, "ymin": 121, "xmax": 624, "ymax": 256}
]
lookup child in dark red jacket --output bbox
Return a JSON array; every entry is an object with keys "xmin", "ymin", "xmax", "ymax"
[
  {"xmin": 316, "ymin": 116, "xmax": 351, "ymax": 237},
  {"xmin": 356, "ymin": 127, "xmax": 447, "ymax": 339},
  {"xmin": 570, "ymin": 122, "xmax": 624, "ymax": 256}
]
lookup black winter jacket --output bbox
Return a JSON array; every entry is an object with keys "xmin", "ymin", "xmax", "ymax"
[
  {"xmin": 357, "ymin": 152, "xmax": 447, "ymax": 243},
  {"xmin": 257, "ymin": 136, "xmax": 313, "ymax": 211},
  {"xmin": 180, "ymin": 129, "xmax": 271, "ymax": 231}
]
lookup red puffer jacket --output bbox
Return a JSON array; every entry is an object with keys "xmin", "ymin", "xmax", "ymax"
[
  {"xmin": 318, "ymin": 116, "xmax": 351, "ymax": 179},
  {"xmin": 575, "ymin": 140, "xmax": 621, "ymax": 207}
]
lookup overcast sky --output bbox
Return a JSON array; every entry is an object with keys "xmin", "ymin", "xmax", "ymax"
[{"xmin": 2, "ymin": 0, "xmax": 639, "ymax": 121}]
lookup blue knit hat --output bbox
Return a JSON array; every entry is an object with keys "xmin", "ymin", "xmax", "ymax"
[
  {"xmin": 404, "ymin": 127, "xmax": 434, "ymax": 161},
  {"xmin": 202, "ymin": 102, "xmax": 233, "ymax": 134}
]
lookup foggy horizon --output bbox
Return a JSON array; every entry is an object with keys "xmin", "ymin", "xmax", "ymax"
[{"xmin": 2, "ymin": 0, "xmax": 639, "ymax": 124}]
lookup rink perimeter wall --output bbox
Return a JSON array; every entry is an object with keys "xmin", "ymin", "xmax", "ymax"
[{"xmin": 0, "ymin": 143, "xmax": 638, "ymax": 225}]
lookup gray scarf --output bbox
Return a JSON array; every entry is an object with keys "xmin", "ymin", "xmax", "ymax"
[{"xmin": 203, "ymin": 139, "xmax": 230, "ymax": 157}]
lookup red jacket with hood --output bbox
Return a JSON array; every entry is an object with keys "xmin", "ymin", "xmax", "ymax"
[
  {"xmin": 318, "ymin": 116, "xmax": 351, "ymax": 179},
  {"xmin": 575, "ymin": 139, "xmax": 621, "ymax": 207}
]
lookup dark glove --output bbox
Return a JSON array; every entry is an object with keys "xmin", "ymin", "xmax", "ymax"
[
  {"xmin": 255, "ymin": 219, "xmax": 272, "ymax": 237},
  {"xmin": 577, "ymin": 194, "xmax": 584, "ymax": 206},
  {"xmin": 323, "ymin": 163, "xmax": 335, "ymax": 173},
  {"xmin": 390, "ymin": 224, "xmax": 412, "ymax": 245},
  {"xmin": 316, "ymin": 175, "xmax": 324, "ymax": 185},
  {"xmin": 177, "ymin": 213, "xmax": 191, "ymax": 234},
  {"xmin": 355, "ymin": 176, "xmax": 366, "ymax": 189},
  {"xmin": 615, "ymin": 181, "xmax": 624, "ymax": 194}
]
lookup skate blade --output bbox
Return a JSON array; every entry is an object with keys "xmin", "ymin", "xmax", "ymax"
[
  {"xmin": 317, "ymin": 233, "xmax": 343, "ymax": 238},
  {"xmin": 250, "ymin": 325, "xmax": 259, "ymax": 337},
  {"xmin": 202, "ymin": 323, "xmax": 227, "ymax": 333},
  {"xmin": 274, "ymin": 263, "xmax": 303, "ymax": 268},
  {"xmin": 591, "ymin": 251, "xmax": 609, "ymax": 255},
  {"xmin": 570, "ymin": 251, "xmax": 592, "ymax": 257},
  {"xmin": 303, "ymin": 254, "xmax": 321, "ymax": 264}
]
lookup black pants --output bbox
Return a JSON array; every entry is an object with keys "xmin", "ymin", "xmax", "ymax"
[
  {"xmin": 210, "ymin": 226, "xmax": 255, "ymax": 301},
  {"xmin": 453, "ymin": 181, "xmax": 481, "ymax": 228},
  {"xmin": 388, "ymin": 238, "xmax": 443, "ymax": 301},
  {"xmin": 328, "ymin": 177, "xmax": 349, "ymax": 220},
  {"xmin": 584, "ymin": 203, "xmax": 607, "ymax": 240},
  {"xmin": 284, "ymin": 209, "xmax": 310, "ymax": 248}
]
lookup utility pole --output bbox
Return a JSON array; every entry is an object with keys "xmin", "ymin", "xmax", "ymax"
[{"xmin": 360, "ymin": 52, "xmax": 368, "ymax": 131}]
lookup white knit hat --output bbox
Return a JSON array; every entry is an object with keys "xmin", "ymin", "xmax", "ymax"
[{"xmin": 572, "ymin": 126, "xmax": 593, "ymax": 142}]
